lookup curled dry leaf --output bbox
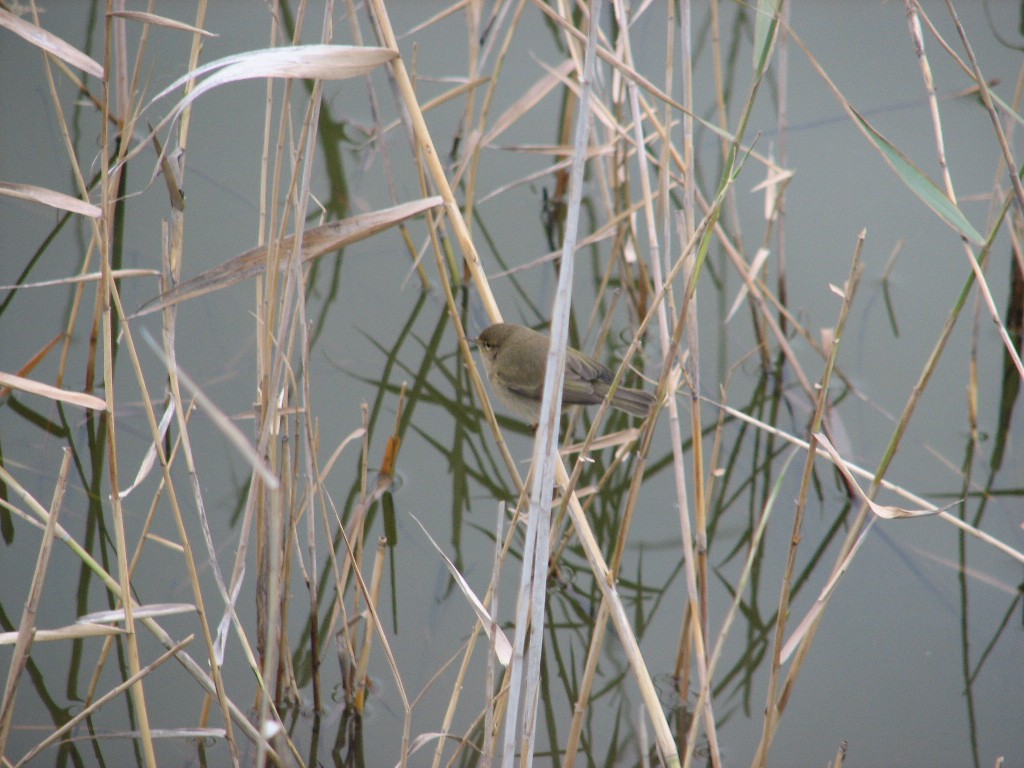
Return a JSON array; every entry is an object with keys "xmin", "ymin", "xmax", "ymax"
[
  {"xmin": 814, "ymin": 432, "xmax": 940, "ymax": 519},
  {"xmin": 151, "ymin": 44, "xmax": 398, "ymax": 127}
]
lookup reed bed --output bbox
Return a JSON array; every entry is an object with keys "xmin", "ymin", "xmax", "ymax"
[{"xmin": 1, "ymin": 1, "xmax": 1022, "ymax": 767}]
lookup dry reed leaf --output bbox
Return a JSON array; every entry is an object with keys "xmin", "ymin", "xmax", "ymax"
[
  {"xmin": 411, "ymin": 514, "xmax": 512, "ymax": 666},
  {"xmin": 142, "ymin": 728, "xmax": 228, "ymax": 741},
  {"xmin": 0, "ymin": 268, "xmax": 160, "ymax": 291},
  {"xmin": 0, "ymin": 181, "xmax": 102, "ymax": 218},
  {"xmin": 0, "ymin": 623, "xmax": 124, "ymax": 645},
  {"xmin": 116, "ymin": 401, "xmax": 176, "ymax": 500},
  {"xmin": 398, "ymin": 732, "xmax": 455, "ymax": 766},
  {"xmin": 0, "ymin": 333, "xmax": 63, "ymax": 401},
  {"xmin": 0, "ymin": 371, "xmax": 106, "ymax": 411},
  {"xmin": 780, "ymin": 522, "xmax": 871, "ymax": 663},
  {"xmin": 152, "ymin": 44, "xmax": 397, "ymax": 126},
  {"xmin": 139, "ymin": 330, "xmax": 279, "ymax": 490},
  {"xmin": 401, "ymin": 0, "xmax": 468, "ymax": 37},
  {"xmin": 478, "ymin": 156, "xmax": 576, "ymax": 207},
  {"xmin": 815, "ymin": 432, "xmax": 940, "ymax": 519},
  {"xmin": 0, "ymin": 8, "xmax": 104, "ymax": 78},
  {"xmin": 752, "ymin": 165, "xmax": 794, "ymax": 222},
  {"xmin": 78, "ymin": 604, "xmax": 196, "ymax": 624},
  {"xmin": 530, "ymin": 56, "xmax": 619, "ymax": 135},
  {"xmin": 108, "ymin": 10, "xmax": 218, "ymax": 37},
  {"xmin": 726, "ymin": 247, "xmax": 770, "ymax": 323},
  {"xmin": 562, "ymin": 427, "xmax": 643, "ymax": 455},
  {"xmin": 133, "ymin": 196, "xmax": 443, "ymax": 317},
  {"xmin": 380, "ymin": 77, "xmax": 489, "ymax": 139},
  {"xmin": 479, "ymin": 59, "xmax": 576, "ymax": 148}
]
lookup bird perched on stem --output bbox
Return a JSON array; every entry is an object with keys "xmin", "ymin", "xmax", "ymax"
[{"xmin": 472, "ymin": 323, "xmax": 656, "ymax": 422}]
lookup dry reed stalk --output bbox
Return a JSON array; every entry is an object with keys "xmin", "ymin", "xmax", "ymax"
[
  {"xmin": 152, "ymin": 51, "xmax": 252, "ymax": 749},
  {"xmin": 555, "ymin": 4, "xmax": 690, "ymax": 756},
  {"xmin": 96, "ymin": 8, "xmax": 157, "ymax": 764},
  {"xmin": 562, "ymin": 599, "xmax": 612, "ymax": 768},
  {"xmin": 12, "ymin": 636, "xmax": 195, "ymax": 768},
  {"xmin": 425, "ymin": 459, "xmax": 542, "ymax": 765},
  {"xmin": 0, "ymin": 447, "xmax": 274, "ymax": 760},
  {"xmin": 336, "ymin": 500, "xmax": 412, "ymax": 765},
  {"xmin": 353, "ymin": 536, "xmax": 387, "ymax": 708},
  {"xmin": 7, "ymin": 1, "xmax": 1022, "ymax": 766},
  {"xmin": 0, "ymin": 449, "xmax": 70, "ymax": 754},
  {"xmin": 366, "ymin": 0, "xmax": 686, "ymax": 760},
  {"xmin": 752, "ymin": 238, "xmax": 865, "ymax": 766},
  {"xmin": 498, "ymin": 5, "xmax": 604, "ymax": 760}
]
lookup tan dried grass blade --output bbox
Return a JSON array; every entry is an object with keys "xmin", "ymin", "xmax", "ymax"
[
  {"xmin": 0, "ymin": 269, "xmax": 160, "ymax": 291},
  {"xmin": 561, "ymin": 427, "xmax": 643, "ymax": 455},
  {"xmin": 117, "ymin": 402, "xmax": 176, "ymax": 500},
  {"xmin": 0, "ymin": 181, "xmax": 102, "ymax": 218},
  {"xmin": 133, "ymin": 196, "xmax": 443, "ymax": 317},
  {"xmin": 479, "ymin": 59, "xmax": 576, "ymax": 148},
  {"xmin": 0, "ymin": 333, "xmax": 63, "ymax": 400},
  {"xmin": 0, "ymin": 623, "xmax": 125, "ymax": 645},
  {"xmin": 139, "ymin": 330, "xmax": 278, "ymax": 490},
  {"xmin": 107, "ymin": 10, "xmax": 218, "ymax": 37},
  {"xmin": 814, "ymin": 433, "xmax": 943, "ymax": 519},
  {"xmin": 151, "ymin": 44, "xmax": 397, "ymax": 126},
  {"xmin": 0, "ymin": 371, "xmax": 106, "ymax": 411},
  {"xmin": 0, "ymin": 8, "xmax": 103, "ymax": 78},
  {"xmin": 78, "ymin": 604, "xmax": 196, "ymax": 624},
  {"xmin": 411, "ymin": 514, "xmax": 512, "ymax": 666}
]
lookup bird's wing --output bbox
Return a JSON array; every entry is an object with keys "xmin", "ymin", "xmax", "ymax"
[
  {"xmin": 495, "ymin": 348, "xmax": 546, "ymax": 399},
  {"xmin": 565, "ymin": 350, "xmax": 613, "ymax": 385},
  {"xmin": 560, "ymin": 351, "xmax": 610, "ymax": 406}
]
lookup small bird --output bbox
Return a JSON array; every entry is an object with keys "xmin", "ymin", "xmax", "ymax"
[{"xmin": 472, "ymin": 323, "xmax": 656, "ymax": 422}]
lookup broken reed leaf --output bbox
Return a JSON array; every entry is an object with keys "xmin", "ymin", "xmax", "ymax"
[
  {"xmin": 108, "ymin": 10, "xmax": 218, "ymax": 37},
  {"xmin": 0, "ymin": 181, "xmax": 102, "ymax": 218},
  {"xmin": 0, "ymin": 623, "xmax": 124, "ymax": 645},
  {"xmin": 117, "ymin": 401, "xmax": 176, "ymax": 500},
  {"xmin": 133, "ymin": 196, "xmax": 443, "ymax": 317},
  {"xmin": 726, "ymin": 247, "xmax": 770, "ymax": 323},
  {"xmin": 139, "ymin": 329, "xmax": 279, "ymax": 491},
  {"xmin": 0, "ymin": 371, "xmax": 106, "ymax": 411},
  {"xmin": 78, "ymin": 603, "xmax": 196, "ymax": 624},
  {"xmin": 151, "ymin": 44, "xmax": 397, "ymax": 126},
  {"xmin": 0, "ymin": 8, "xmax": 104, "ymax": 78},
  {"xmin": 561, "ymin": 427, "xmax": 643, "ymax": 456},
  {"xmin": 749, "ymin": 167, "xmax": 795, "ymax": 194},
  {"xmin": 814, "ymin": 432, "xmax": 941, "ymax": 519},
  {"xmin": 479, "ymin": 59, "xmax": 576, "ymax": 149},
  {"xmin": 0, "ymin": 269, "xmax": 160, "ymax": 291},
  {"xmin": 410, "ymin": 514, "xmax": 512, "ymax": 666}
]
